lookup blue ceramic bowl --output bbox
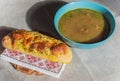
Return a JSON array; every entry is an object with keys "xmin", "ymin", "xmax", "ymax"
[{"xmin": 54, "ymin": 1, "xmax": 116, "ymax": 49}]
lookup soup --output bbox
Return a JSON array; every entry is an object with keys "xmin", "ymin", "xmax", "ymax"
[{"xmin": 58, "ymin": 9, "xmax": 110, "ymax": 43}]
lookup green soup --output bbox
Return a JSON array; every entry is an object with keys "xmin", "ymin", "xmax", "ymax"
[{"xmin": 58, "ymin": 9, "xmax": 110, "ymax": 43}]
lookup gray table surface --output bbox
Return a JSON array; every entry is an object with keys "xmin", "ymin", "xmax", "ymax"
[{"xmin": 0, "ymin": 0, "xmax": 120, "ymax": 81}]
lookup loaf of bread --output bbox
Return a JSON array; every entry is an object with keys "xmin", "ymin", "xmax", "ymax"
[{"xmin": 2, "ymin": 30, "xmax": 72, "ymax": 64}]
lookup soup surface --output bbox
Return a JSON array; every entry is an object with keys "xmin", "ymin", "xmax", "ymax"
[{"xmin": 58, "ymin": 9, "xmax": 109, "ymax": 43}]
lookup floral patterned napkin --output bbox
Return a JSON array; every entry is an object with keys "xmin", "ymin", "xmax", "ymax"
[{"xmin": 0, "ymin": 49, "xmax": 66, "ymax": 78}]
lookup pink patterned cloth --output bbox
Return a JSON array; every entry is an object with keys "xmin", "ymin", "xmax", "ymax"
[{"xmin": 1, "ymin": 49, "xmax": 65, "ymax": 78}]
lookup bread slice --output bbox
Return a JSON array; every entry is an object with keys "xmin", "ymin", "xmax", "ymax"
[
  {"xmin": 2, "ymin": 30, "xmax": 72, "ymax": 64},
  {"xmin": 11, "ymin": 63, "xmax": 43, "ymax": 75}
]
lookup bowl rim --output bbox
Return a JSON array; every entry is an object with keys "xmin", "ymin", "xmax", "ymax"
[{"xmin": 54, "ymin": 1, "xmax": 116, "ymax": 46}]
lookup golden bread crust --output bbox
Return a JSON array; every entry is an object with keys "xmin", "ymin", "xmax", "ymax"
[
  {"xmin": 2, "ymin": 30, "xmax": 72, "ymax": 64},
  {"xmin": 11, "ymin": 63, "xmax": 43, "ymax": 75}
]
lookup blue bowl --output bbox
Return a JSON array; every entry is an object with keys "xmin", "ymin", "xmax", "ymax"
[{"xmin": 54, "ymin": 1, "xmax": 116, "ymax": 49}]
